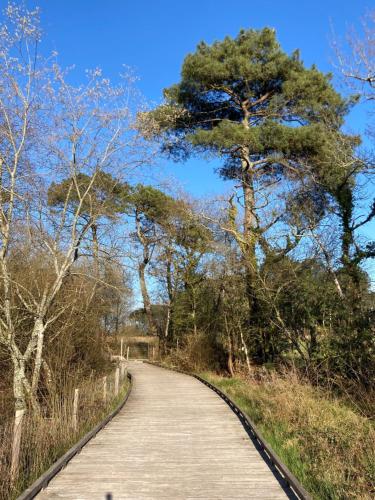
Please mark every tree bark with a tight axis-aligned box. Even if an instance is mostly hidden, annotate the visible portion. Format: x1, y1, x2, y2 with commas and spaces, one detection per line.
338, 186, 362, 291
43, 359, 55, 395
138, 258, 157, 336
91, 222, 99, 278
191, 287, 198, 336
165, 250, 175, 339
241, 143, 262, 360
164, 306, 171, 338
239, 322, 252, 375
10, 358, 28, 483
224, 314, 235, 377
135, 212, 158, 336
31, 317, 45, 394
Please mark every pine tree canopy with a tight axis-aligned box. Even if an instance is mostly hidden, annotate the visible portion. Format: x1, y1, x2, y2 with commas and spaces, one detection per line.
148, 28, 355, 181
48, 172, 130, 219
129, 184, 176, 224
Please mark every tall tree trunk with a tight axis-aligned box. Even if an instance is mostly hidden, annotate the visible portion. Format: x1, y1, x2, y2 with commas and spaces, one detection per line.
10, 358, 27, 483
224, 314, 235, 377
338, 186, 362, 291
136, 212, 157, 336
87, 222, 101, 336
165, 251, 174, 340
241, 147, 262, 360
191, 287, 198, 336
164, 306, 171, 338
138, 258, 157, 336
43, 360, 55, 396
115, 300, 120, 337
238, 322, 252, 375
91, 222, 99, 278
31, 317, 45, 394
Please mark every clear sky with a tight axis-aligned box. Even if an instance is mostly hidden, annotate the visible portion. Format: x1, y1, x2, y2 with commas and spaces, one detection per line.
22, 0, 372, 196
4, 1, 375, 281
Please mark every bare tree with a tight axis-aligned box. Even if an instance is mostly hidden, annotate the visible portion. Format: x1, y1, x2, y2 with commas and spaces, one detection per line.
0, 4, 150, 480
333, 10, 375, 102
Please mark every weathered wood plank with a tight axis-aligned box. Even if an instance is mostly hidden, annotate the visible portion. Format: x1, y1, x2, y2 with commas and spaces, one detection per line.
37, 361, 288, 499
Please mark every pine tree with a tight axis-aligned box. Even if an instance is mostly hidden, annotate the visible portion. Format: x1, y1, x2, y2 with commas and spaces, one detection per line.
48, 172, 128, 273
148, 28, 351, 353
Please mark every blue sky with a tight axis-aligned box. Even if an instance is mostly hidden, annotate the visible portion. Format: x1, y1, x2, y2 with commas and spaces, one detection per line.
4, 1, 375, 283
25, 0, 373, 196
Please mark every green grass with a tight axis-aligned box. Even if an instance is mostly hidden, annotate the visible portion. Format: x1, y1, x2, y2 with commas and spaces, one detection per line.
200, 372, 375, 500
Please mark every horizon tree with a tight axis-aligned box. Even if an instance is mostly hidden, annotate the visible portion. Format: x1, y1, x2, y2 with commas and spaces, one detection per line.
127, 184, 178, 336
48, 172, 128, 277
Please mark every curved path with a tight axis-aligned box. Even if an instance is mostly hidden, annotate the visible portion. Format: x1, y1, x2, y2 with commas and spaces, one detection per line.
37, 361, 288, 499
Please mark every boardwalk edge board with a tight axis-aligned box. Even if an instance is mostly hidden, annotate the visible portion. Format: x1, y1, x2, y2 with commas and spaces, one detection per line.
16, 372, 133, 500
147, 361, 312, 500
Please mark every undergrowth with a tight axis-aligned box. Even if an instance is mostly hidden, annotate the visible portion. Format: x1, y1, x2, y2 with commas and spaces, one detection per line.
0, 368, 130, 499
201, 370, 375, 500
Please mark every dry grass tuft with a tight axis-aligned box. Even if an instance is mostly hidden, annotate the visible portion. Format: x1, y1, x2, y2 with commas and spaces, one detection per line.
0, 368, 129, 499
203, 370, 375, 499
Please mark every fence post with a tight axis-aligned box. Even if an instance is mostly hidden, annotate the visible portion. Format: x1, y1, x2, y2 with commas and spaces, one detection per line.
102, 376, 107, 403
114, 367, 120, 396
120, 362, 126, 380
10, 407, 26, 483
126, 346, 129, 361
120, 338, 123, 359
72, 388, 79, 431
152, 345, 155, 360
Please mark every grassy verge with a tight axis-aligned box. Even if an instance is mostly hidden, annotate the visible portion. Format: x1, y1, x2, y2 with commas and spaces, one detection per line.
200, 371, 374, 500
0, 369, 130, 499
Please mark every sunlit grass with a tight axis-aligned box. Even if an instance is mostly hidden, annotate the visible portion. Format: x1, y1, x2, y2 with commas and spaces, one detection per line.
200, 371, 375, 500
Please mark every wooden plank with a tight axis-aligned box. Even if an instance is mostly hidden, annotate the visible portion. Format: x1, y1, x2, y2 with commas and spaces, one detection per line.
36, 362, 289, 499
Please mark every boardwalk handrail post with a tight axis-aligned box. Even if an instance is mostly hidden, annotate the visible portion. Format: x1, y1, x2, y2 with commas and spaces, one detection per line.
114, 367, 120, 396
120, 362, 126, 380
72, 388, 79, 431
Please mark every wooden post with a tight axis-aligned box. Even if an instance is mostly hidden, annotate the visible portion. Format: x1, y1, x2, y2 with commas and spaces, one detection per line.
176, 338, 179, 351
120, 338, 123, 359
73, 388, 79, 431
103, 376, 107, 403
126, 346, 129, 361
152, 345, 155, 360
115, 368, 120, 396
10, 408, 26, 482
120, 362, 127, 380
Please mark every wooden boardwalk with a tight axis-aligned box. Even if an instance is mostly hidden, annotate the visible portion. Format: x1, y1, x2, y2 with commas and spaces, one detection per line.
37, 361, 289, 499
